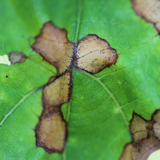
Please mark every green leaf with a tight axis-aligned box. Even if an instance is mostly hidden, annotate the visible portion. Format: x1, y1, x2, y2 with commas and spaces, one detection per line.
0, 0, 160, 160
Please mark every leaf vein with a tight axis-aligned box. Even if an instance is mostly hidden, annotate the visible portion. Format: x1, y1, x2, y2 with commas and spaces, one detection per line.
78, 69, 129, 127
0, 88, 38, 126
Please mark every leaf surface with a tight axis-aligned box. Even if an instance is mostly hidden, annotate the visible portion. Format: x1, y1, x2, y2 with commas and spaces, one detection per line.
0, 0, 160, 160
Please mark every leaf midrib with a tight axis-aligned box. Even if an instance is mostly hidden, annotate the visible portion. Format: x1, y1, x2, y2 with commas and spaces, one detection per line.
62, 67, 129, 159
61, 0, 129, 158
62, 0, 83, 159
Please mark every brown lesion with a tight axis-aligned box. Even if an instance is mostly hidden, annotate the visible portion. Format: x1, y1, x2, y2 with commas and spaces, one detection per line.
32, 22, 74, 75
32, 22, 118, 153
119, 143, 132, 160
36, 111, 67, 153
132, 0, 160, 33
130, 113, 149, 142
76, 35, 117, 74
9, 51, 27, 64
36, 72, 72, 153
43, 72, 72, 106
119, 111, 160, 160
153, 110, 160, 139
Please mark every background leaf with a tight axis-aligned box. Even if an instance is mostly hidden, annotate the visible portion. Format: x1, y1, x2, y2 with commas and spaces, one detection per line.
0, 0, 160, 159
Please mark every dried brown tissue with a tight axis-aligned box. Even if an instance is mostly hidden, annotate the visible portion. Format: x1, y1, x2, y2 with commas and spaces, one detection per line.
32, 21, 117, 153
120, 111, 160, 160
9, 51, 27, 64
132, 0, 160, 33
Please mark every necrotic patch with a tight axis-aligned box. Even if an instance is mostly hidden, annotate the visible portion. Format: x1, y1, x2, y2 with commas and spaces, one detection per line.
130, 113, 148, 142
32, 21, 117, 153
35, 72, 72, 153
76, 35, 117, 74
44, 72, 71, 106
9, 51, 27, 64
132, 0, 160, 33
119, 144, 132, 160
32, 22, 74, 75
36, 112, 67, 153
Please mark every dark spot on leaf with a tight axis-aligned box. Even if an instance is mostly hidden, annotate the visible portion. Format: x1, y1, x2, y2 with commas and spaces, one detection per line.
9, 51, 27, 64
6, 75, 8, 78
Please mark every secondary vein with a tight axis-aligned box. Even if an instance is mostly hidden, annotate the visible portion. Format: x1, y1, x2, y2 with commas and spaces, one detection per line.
78, 69, 129, 128
0, 88, 39, 126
